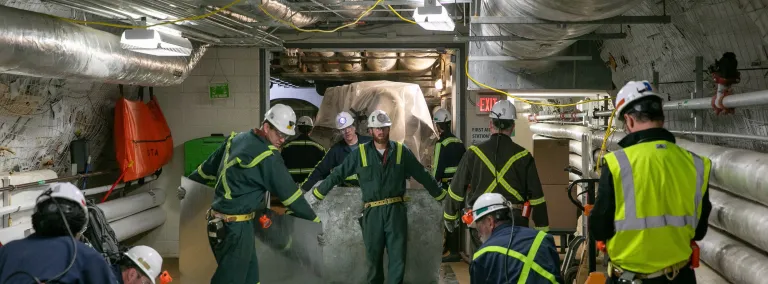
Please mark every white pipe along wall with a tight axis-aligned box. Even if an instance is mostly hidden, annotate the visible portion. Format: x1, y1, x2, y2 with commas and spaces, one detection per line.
0, 187, 166, 244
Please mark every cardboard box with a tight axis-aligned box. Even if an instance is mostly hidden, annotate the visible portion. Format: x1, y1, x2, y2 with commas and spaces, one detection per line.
532, 137, 570, 185
530, 184, 579, 231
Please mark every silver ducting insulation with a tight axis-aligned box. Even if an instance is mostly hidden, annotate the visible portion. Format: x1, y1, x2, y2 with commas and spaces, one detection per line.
569, 140, 582, 155
0, 5, 207, 86
531, 123, 768, 207
339, 51, 364, 72
398, 52, 438, 71
365, 52, 398, 71
569, 153, 583, 173
709, 188, 768, 255
700, 229, 768, 284
475, 0, 641, 73
252, 0, 323, 28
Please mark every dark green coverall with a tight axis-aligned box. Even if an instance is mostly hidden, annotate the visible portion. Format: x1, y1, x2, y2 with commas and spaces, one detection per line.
312, 140, 446, 284
189, 130, 319, 284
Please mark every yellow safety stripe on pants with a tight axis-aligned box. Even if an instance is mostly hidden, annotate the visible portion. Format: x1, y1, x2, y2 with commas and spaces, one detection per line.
313, 188, 325, 200
472, 231, 557, 284
216, 132, 278, 200
435, 189, 447, 201
529, 197, 546, 206
288, 168, 315, 174
448, 186, 464, 202
196, 164, 216, 180
534, 226, 550, 232
345, 174, 358, 181
468, 146, 527, 201
444, 211, 459, 221
364, 196, 409, 208
312, 216, 320, 222
282, 189, 303, 206
284, 140, 326, 152
360, 143, 368, 167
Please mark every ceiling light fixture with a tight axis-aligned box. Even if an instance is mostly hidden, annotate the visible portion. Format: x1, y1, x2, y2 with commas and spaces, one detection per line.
120, 29, 192, 57
413, 0, 455, 32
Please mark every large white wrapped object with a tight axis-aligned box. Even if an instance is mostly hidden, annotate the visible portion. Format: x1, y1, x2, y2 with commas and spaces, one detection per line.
314, 81, 437, 165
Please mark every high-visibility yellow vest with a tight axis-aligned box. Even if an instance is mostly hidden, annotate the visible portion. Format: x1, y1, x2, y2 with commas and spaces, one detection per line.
603, 140, 711, 274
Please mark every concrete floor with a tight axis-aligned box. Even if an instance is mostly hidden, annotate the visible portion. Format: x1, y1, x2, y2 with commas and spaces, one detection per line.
165, 257, 472, 284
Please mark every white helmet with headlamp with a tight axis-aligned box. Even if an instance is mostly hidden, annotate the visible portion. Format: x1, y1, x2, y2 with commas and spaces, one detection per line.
368, 110, 392, 128
614, 80, 662, 117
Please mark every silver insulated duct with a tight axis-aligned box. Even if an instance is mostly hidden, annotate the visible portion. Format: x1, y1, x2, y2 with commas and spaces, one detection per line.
476, 0, 642, 72
700, 229, 768, 284
0, 5, 207, 86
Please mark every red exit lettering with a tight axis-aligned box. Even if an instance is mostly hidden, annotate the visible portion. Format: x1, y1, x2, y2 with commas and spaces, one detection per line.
477, 96, 498, 112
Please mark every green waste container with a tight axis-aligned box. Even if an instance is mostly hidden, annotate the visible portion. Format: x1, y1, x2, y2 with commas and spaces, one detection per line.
184, 134, 226, 186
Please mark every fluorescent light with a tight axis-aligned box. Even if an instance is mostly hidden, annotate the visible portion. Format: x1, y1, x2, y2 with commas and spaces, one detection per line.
148, 25, 183, 37
435, 79, 443, 90
413, 1, 455, 31
120, 29, 193, 57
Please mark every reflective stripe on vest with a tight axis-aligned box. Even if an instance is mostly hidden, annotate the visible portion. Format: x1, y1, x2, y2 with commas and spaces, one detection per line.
284, 140, 326, 152
215, 132, 279, 200
604, 141, 711, 273
432, 137, 464, 177
468, 146, 529, 201
360, 143, 402, 167
472, 230, 558, 284
288, 168, 316, 174
197, 164, 216, 180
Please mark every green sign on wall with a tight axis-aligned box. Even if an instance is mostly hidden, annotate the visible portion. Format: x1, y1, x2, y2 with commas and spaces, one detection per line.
209, 83, 230, 99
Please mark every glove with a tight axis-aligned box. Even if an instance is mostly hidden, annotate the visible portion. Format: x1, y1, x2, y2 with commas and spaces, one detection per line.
444, 219, 458, 233
304, 189, 321, 208
177, 186, 186, 200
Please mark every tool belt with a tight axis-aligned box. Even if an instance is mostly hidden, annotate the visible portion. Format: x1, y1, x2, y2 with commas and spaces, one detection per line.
609, 260, 689, 281
206, 209, 256, 223
364, 196, 411, 209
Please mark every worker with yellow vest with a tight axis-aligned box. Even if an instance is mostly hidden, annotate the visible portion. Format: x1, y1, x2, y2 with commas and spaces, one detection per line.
443, 99, 550, 235
188, 104, 319, 284
432, 108, 466, 262
281, 116, 326, 184
590, 81, 712, 283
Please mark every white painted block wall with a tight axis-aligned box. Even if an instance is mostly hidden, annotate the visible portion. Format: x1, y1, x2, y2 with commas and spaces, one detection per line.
130, 47, 263, 257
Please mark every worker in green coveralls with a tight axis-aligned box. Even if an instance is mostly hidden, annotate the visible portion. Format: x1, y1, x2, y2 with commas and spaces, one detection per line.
188, 104, 319, 284
304, 109, 447, 284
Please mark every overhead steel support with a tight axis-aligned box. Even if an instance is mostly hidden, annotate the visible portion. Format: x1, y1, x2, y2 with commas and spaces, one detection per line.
468, 56, 592, 62
259, 49, 271, 117
279, 33, 626, 44
470, 15, 672, 25
465, 33, 627, 41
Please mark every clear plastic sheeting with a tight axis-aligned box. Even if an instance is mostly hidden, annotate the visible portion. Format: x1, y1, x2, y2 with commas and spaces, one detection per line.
699, 229, 768, 284
312, 187, 442, 284
709, 188, 768, 254
314, 81, 438, 165
0, 5, 207, 86
507, 0, 645, 22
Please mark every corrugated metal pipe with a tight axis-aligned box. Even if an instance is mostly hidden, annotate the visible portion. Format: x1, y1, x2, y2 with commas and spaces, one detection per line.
530, 123, 768, 207
0, 5, 208, 86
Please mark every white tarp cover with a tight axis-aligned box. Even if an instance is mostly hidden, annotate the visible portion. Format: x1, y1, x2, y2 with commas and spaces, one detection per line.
314, 81, 437, 165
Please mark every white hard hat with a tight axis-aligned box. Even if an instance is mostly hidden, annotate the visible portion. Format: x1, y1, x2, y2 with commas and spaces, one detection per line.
36, 182, 88, 233
433, 108, 451, 123
265, 104, 297, 136
368, 110, 392, 128
297, 116, 314, 127
469, 193, 508, 228
125, 245, 163, 284
335, 111, 355, 129
489, 100, 516, 120
615, 80, 661, 116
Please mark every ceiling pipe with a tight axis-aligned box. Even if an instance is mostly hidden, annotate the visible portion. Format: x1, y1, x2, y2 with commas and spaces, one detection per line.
669, 130, 768, 142
111, 207, 167, 242
0, 5, 208, 86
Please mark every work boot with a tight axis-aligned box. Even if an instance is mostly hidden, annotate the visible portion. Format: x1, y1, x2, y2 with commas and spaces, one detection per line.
442, 251, 461, 263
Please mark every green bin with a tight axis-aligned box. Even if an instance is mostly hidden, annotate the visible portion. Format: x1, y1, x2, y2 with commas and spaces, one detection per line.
184, 134, 226, 185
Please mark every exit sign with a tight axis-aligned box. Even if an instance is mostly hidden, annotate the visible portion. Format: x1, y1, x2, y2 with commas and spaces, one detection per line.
475, 94, 500, 115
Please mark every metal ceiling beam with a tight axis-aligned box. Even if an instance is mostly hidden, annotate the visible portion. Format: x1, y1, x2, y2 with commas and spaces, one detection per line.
323, 16, 463, 22
468, 56, 593, 62
277, 32, 627, 44
464, 33, 626, 41
471, 15, 672, 25
204, 0, 470, 6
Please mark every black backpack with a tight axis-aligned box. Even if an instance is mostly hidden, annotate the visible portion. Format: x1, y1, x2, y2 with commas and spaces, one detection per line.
81, 200, 124, 264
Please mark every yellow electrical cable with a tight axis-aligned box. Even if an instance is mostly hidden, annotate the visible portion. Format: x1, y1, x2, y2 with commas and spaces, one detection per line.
595, 108, 617, 171
387, 5, 417, 24
257, 0, 384, 33
53, 0, 243, 29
